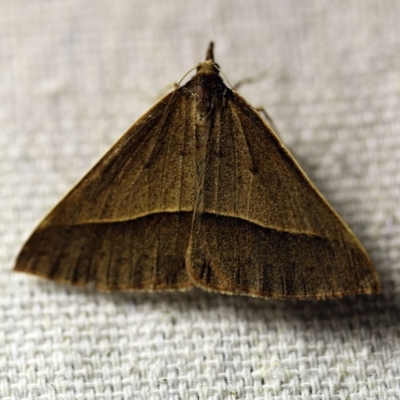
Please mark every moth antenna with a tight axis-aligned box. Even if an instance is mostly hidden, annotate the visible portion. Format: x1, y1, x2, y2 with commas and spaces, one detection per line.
219, 70, 233, 89
176, 66, 197, 87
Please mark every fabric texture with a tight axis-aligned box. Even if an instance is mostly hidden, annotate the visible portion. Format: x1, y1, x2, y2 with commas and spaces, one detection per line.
1, 1, 400, 399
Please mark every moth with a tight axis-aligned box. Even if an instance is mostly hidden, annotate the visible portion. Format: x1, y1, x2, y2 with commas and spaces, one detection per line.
15, 42, 380, 299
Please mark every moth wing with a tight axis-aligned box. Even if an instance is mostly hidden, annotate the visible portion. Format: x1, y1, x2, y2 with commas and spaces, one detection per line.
187, 92, 380, 299
15, 91, 197, 290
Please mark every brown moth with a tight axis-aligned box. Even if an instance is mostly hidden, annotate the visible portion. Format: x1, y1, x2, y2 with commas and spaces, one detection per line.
15, 43, 380, 299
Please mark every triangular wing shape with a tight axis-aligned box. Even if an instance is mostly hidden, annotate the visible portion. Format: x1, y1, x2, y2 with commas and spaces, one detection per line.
15, 91, 198, 290
186, 91, 380, 299
15, 42, 379, 299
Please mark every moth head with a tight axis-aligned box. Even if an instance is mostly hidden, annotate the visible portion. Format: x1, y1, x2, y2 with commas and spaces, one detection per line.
196, 60, 220, 75
196, 41, 220, 75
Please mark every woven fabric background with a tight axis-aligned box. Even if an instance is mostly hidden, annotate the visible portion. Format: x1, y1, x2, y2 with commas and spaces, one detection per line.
1, 1, 400, 399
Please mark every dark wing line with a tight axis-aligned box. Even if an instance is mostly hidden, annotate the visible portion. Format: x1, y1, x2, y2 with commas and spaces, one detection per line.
38, 209, 340, 242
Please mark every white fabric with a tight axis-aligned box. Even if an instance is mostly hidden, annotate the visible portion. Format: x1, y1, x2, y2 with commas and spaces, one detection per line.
2, 1, 400, 399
